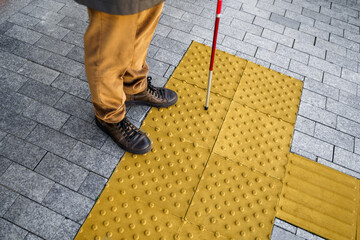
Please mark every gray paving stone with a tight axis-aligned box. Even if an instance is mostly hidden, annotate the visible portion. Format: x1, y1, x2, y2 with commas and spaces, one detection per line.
346, 49, 360, 62
0, 130, 6, 142
285, 10, 315, 26
7, 12, 40, 28
0, 185, 18, 217
32, 21, 69, 39
222, 36, 258, 56
5, 25, 42, 44
253, 16, 283, 34
0, 89, 34, 114
147, 57, 171, 77
167, 0, 203, 15
256, 47, 290, 69
355, 138, 360, 155
126, 105, 151, 123
276, 44, 309, 64
309, 56, 341, 76
163, 4, 185, 19
0, 67, 28, 92
154, 23, 172, 37
26, 124, 77, 158
269, 64, 305, 81
318, 158, 360, 179
314, 21, 343, 37
35, 35, 74, 56
18, 79, 64, 106
274, 218, 297, 234
42, 184, 94, 223
30, 0, 65, 12
0, 51, 27, 72
223, 6, 256, 23
330, 34, 360, 52
0, 21, 15, 34
0, 135, 46, 169
296, 228, 326, 240
245, 33, 277, 51
271, 225, 303, 240
67, 142, 119, 178
57, 16, 87, 34
78, 172, 107, 200
0, 107, 37, 139
337, 116, 360, 139
23, 101, 70, 130
300, 89, 326, 109
35, 152, 88, 191
181, 12, 214, 30
263, 29, 294, 48
314, 123, 354, 151
61, 116, 107, 149
26, 6, 65, 24
17, 61, 60, 85
151, 34, 188, 56
62, 30, 84, 48
339, 91, 360, 110
326, 51, 358, 72
154, 45, 185, 66
292, 131, 333, 160
320, 5, 349, 22
298, 102, 337, 128
341, 68, 360, 85
303, 78, 339, 100
187, 25, 218, 43
51, 73, 90, 100
293, 41, 325, 60
58, 4, 87, 19
24, 233, 43, 240
230, 19, 264, 35
51, 219, 80, 240
0, 156, 12, 176
284, 28, 315, 45
0, 163, 54, 202
299, 24, 330, 41
43, 54, 83, 77
257, 1, 286, 15
9, 40, 53, 64
4, 196, 64, 239
0, 218, 28, 240
323, 72, 357, 95
327, 98, 360, 125
66, 45, 84, 63
344, 30, 360, 44
315, 38, 347, 56
159, 14, 194, 33
302, 8, 331, 24
100, 136, 126, 159
331, 18, 359, 34
218, 23, 246, 42
270, 13, 300, 30
147, 44, 159, 59
54, 93, 93, 122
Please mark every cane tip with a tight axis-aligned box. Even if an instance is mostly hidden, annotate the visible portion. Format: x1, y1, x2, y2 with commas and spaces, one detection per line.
205, 106, 208, 110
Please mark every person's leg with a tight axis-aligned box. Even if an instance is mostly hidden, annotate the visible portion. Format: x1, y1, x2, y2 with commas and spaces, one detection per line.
84, 8, 152, 154
84, 8, 137, 123
122, 2, 164, 95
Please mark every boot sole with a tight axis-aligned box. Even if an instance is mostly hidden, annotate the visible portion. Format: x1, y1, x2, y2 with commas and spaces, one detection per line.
95, 119, 152, 155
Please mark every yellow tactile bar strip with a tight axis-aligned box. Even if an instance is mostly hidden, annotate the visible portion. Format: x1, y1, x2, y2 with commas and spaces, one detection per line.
75, 42, 360, 240
277, 154, 359, 240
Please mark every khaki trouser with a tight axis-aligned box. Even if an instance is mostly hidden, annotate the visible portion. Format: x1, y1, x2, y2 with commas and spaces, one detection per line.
84, 3, 164, 123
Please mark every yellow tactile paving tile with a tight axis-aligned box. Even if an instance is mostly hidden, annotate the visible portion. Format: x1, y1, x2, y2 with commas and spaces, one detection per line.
143, 78, 231, 149
213, 102, 294, 180
276, 153, 359, 240
76, 186, 184, 240
76, 41, 360, 240
186, 154, 282, 240
233, 62, 303, 124
109, 126, 211, 217
172, 41, 247, 99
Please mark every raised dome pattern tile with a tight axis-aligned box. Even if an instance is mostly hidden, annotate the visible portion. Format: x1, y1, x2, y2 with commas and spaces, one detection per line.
172, 41, 247, 99
213, 102, 293, 180
143, 78, 231, 149
187, 154, 282, 240
233, 62, 303, 124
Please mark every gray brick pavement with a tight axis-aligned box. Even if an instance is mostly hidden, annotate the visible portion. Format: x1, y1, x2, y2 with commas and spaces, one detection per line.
1, 0, 360, 239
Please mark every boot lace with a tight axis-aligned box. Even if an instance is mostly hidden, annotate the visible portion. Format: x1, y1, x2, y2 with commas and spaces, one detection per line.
117, 118, 142, 141
146, 76, 166, 99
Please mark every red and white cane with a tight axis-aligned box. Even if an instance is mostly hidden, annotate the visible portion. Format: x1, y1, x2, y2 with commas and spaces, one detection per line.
205, 0, 223, 110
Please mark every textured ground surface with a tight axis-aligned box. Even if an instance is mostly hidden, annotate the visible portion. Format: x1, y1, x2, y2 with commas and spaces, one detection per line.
0, 0, 360, 239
